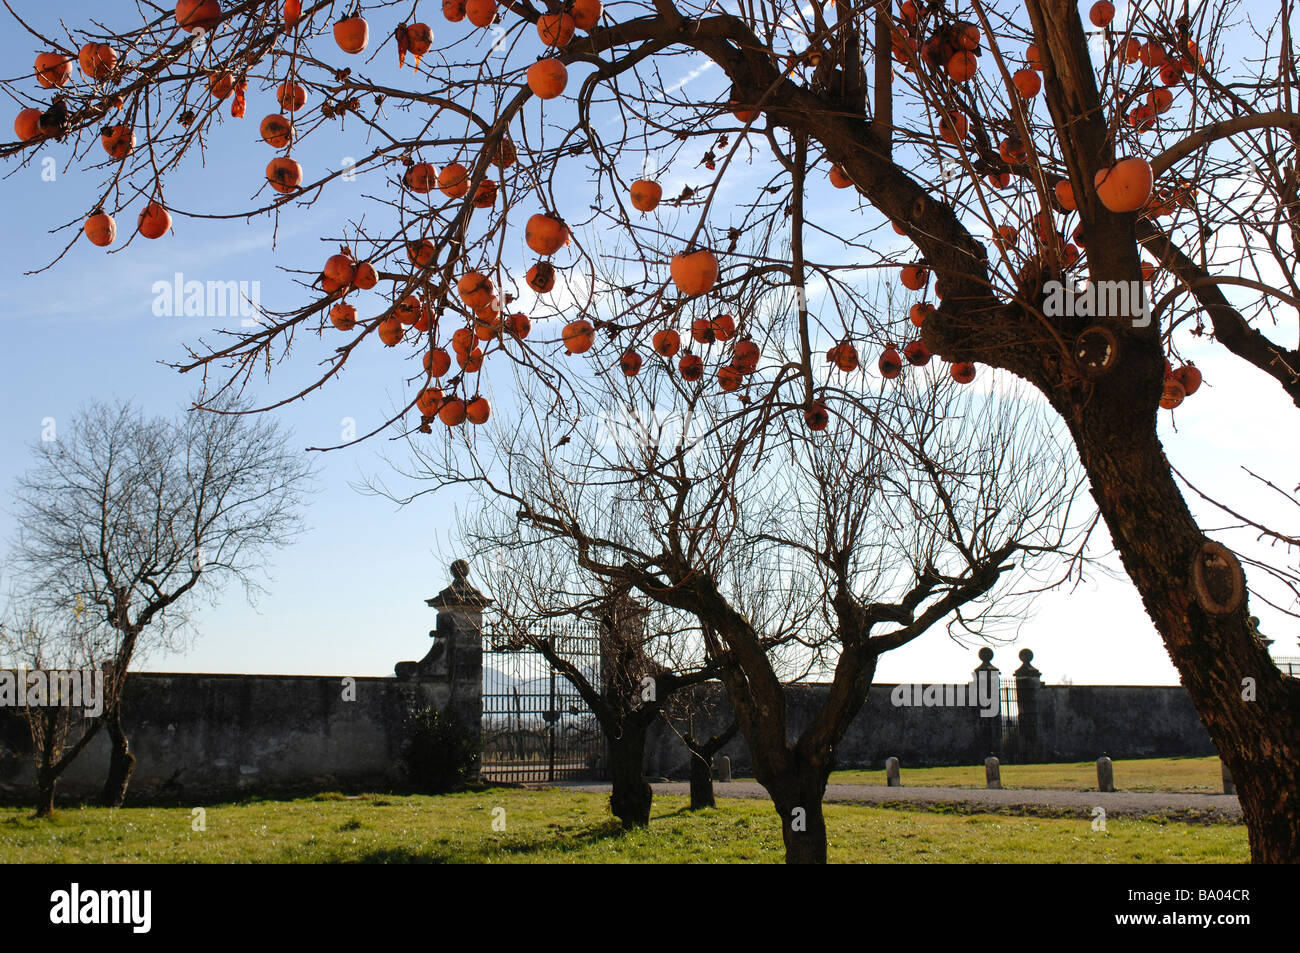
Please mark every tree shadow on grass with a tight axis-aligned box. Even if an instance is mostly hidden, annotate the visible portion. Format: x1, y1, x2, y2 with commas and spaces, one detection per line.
334, 819, 633, 864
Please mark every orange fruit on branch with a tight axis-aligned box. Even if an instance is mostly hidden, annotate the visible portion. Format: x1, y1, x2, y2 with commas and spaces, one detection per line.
137, 202, 172, 239
438, 163, 470, 198
526, 261, 556, 293
652, 329, 681, 357
900, 264, 929, 290
1089, 1, 1115, 27
538, 13, 575, 47
525, 213, 570, 256
34, 52, 73, 89
424, 348, 452, 377
571, 0, 603, 31
678, 353, 704, 381
266, 157, 303, 194
1094, 157, 1153, 213
630, 179, 663, 212
334, 16, 370, 53
84, 211, 116, 247
670, 250, 719, 296
466, 396, 491, 425
78, 43, 117, 81
100, 125, 135, 160
439, 398, 468, 426
176, 0, 222, 33
276, 82, 306, 112
457, 272, 496, 309
619, 350, 643, 377
466, 0, 497, 28
1012, 69, 1041, 98
330, 303, 358, 331
562, 319, 595, 354
505, 313, 531, 339
417, 386, 445, 417
903, 339, 932, 366
353, 261, 378, 290
259, 114, 295, 149
377, 316, 404, 346
405, 162, 438, 193
950, 361, 976, 384
527, 59, 568, 99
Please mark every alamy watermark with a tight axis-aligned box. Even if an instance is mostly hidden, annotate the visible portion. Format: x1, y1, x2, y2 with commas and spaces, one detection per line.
0, 668, 105, 717
152, 272, 262, 326
1042, 279, 1151, 328
890, 669, 1000, 718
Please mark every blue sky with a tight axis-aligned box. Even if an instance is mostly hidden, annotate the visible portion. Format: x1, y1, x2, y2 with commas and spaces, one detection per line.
0, 0, 1295, 687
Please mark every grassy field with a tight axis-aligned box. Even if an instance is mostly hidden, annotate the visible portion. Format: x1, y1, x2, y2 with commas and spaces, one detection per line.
826, 756, 1223, 792
0, 787, 1246, 864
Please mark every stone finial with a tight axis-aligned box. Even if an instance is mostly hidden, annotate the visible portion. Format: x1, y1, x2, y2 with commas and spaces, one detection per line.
974, 646, 998, 672
1014, 648, 1042, 679
426, 559, 492, 610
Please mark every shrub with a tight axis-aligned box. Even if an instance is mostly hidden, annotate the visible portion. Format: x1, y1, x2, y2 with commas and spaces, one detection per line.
400, 707, 479, 794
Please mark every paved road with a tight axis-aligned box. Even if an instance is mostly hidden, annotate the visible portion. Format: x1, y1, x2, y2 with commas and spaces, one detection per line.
562, 781, 1242, 821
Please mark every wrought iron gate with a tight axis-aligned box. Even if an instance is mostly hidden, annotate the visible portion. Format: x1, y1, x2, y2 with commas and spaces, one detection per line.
481, 619, 606, 782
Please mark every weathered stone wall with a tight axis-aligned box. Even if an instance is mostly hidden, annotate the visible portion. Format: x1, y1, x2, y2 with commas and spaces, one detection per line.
1032, 685, 1216, 761
644, 681, 1216, 779
0, 673, 450, 803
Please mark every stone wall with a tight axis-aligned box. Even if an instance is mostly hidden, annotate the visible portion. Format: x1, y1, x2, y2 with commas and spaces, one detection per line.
643, 677, 1216, 779
0, 561, 490, 806
0, 673, 448, 802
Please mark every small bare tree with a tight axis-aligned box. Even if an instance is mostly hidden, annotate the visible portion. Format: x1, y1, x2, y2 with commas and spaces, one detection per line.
9, 398, 314, 806
0, 596, 109, 817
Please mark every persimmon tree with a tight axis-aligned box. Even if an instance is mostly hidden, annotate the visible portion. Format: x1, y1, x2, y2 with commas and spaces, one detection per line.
3, 0, 1298, 859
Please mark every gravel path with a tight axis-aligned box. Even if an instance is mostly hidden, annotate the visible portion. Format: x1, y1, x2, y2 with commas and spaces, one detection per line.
561, 781, 1242, 822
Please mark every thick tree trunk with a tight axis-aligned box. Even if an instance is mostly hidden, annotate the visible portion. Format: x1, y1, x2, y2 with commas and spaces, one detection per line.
1072, 403, 1300, 863
687, 745, 714, 810
98, 710, 136, 808
607, 726, 652, 829
768, 770, 830, 864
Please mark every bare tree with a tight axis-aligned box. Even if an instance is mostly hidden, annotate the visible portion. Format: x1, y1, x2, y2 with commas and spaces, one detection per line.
399, 352, 1084, 862
8, 398, 314, 806
0, 596, 109, 817
468, 496, 730, 828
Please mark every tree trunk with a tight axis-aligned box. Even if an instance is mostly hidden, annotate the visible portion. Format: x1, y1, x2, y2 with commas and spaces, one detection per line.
607, 725, 652, 828
769, 770, 829, 864
1072, 401, 1300, 863
35, 772, 56, 818
98, 709, 136, 807
687, 744, 715, 810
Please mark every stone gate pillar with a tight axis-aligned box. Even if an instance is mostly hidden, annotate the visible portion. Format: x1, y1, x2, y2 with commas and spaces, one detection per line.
395, 559, 488, 774
972, 647, 1002, 761
1013, 648, 1042, 761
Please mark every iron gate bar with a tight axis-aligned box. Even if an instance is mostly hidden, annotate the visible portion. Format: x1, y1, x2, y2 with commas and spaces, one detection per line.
481, 618, 605, 782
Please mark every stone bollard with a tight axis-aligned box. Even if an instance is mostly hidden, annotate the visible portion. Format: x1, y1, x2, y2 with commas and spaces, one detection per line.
985, 756, 1002, 790
885, 756, 901, 787
717, 755, 731, 783
1221, 760, 1235, 796
1097, 755, 1115, 793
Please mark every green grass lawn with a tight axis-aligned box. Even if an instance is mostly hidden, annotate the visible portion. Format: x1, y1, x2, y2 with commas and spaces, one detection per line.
826, 756, 1224, 793
0, 787, 1246, 863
